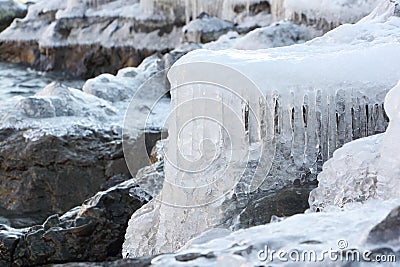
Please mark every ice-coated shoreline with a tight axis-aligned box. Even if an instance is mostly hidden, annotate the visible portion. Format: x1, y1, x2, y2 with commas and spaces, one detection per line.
0, 0, 399, 266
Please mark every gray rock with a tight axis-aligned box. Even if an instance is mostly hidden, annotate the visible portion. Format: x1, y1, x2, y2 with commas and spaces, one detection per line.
367, 205, 400, 247
222, 182, 317, 230
51, 257, 154, 267
0, 179, 151, 266
183, 13, 234, 43
0, 0, 183, 78
0, 1, 26, 32
0, 127, 134, 226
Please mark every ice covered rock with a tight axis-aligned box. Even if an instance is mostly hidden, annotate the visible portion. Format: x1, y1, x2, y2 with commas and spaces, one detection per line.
377, 81, 400, 200
0, 54, 169, 226
183, 13, 234, 43
83, 55, 164, 102
309, 80, 400, 211
278, 0, 381, 32
147, 199, 399, 266
204, 21, 319, 50
15, 82, 116, 119
0, 0, 26, 31
123, 0, 400, 257
0, 0, 182, 77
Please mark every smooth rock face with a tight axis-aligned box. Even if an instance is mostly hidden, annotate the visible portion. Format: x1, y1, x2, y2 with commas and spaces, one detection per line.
0, 179, 151, 266
0, 127, 133, 225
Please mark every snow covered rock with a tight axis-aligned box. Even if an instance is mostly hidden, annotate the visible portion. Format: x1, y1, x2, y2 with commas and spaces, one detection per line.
278, 0, 381, 32
0, 0, 26, 31
0, 0, 182, 77
183, 13, 234, 43
83, 55, 164, 102
205, 21, 318, 50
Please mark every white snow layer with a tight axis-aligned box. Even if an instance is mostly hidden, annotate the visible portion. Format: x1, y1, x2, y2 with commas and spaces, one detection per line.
123, 0, 400, 259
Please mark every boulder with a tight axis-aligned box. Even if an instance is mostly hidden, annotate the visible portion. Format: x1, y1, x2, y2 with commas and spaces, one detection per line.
367, 205, 400, 247
0, 126, 133, 226
0, 0, 26, 32
0, 178, 151, 266
0, 0, 183, 78
182, 13, 234, 43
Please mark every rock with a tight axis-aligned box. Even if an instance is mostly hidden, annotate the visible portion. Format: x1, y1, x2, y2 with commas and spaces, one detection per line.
0, 1, 26, 32
83, 54, 164, 103
51, 257, 154, 267
367, 206, 400, 247
0, 179, 151, 266
224, 183, 317, 230
0, 126, 135, 225
0, 0, 183, 78
183, 13, 234, 43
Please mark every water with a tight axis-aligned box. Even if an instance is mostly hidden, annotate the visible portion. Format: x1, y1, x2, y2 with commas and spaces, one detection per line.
0, 62, 84, 102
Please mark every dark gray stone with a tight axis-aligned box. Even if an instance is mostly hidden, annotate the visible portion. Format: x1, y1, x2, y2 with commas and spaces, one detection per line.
0, 179, 150, 266
0, 127, 133, 226
367, 206, 400, 246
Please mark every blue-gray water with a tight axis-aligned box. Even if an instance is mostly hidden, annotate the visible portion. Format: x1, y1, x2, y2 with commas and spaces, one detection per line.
0, 62, 84, 101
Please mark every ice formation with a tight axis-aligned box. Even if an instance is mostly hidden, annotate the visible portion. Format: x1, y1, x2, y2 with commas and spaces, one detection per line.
309, 80, 400, 211
281, 0, 380, 31
123, 0, 400, 258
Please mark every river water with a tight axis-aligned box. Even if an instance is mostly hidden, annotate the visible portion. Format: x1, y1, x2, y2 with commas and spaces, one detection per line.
0, 62, 84, 102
